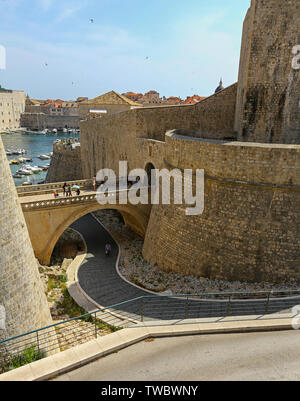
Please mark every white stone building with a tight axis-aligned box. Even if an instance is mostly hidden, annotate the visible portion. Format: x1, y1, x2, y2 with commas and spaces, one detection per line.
0, 86, 25, 131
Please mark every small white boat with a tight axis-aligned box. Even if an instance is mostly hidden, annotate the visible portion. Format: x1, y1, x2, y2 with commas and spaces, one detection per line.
12, 149, 26, 155
19, 168, 33, 176
63, 128, 68, 133
52, 129, 58, 134
31, 166, 43, 173
39, 154, 51, 160
38, 165, 49, 171
13, 173, 24, 179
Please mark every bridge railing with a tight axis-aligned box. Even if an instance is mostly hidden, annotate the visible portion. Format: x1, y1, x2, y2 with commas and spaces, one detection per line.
20, 185, 151, 210
1, 289, 299, 373
17, 179, 93, 196
21, 193, 99, 210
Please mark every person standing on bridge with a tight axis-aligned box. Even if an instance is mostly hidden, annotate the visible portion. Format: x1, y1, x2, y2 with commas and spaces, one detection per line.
63, 182, 67, 196
67, 184, 72, 197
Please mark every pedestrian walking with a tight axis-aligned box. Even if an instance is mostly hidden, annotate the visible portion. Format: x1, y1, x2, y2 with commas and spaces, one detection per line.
63, 182, 67, 196
67, 184, 72, 197
105, 243, 112, 257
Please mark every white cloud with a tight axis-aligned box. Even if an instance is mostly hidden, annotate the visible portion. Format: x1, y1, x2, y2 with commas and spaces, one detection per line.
38, 0, 53, 12
55, 3, 84, 23
86, 26, 144, 52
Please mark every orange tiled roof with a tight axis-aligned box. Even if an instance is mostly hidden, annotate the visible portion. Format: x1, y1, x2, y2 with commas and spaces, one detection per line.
183, 95, 206, 105
167, 96, 181, 103
124, 92, 138, 96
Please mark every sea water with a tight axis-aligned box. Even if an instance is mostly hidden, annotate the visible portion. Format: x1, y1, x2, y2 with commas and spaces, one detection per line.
1, 131, 80, 186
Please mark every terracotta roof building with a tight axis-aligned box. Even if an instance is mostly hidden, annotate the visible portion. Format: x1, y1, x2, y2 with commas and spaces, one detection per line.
183, 95, 206, 105
79, 90, 142, 120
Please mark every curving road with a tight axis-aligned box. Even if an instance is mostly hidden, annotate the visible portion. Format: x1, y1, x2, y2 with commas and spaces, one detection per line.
71, 214, 299, 325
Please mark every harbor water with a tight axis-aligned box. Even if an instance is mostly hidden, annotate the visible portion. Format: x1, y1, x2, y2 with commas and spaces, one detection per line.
1, 131, 80, 186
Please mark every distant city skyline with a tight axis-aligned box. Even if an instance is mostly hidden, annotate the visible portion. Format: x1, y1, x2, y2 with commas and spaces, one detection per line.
0, 0, 250, 99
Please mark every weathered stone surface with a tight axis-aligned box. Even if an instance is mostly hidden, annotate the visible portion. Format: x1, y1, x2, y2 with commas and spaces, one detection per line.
0, 137, 53, 340
20, 113, 79, 130
235, 0, 300, 143
0, 90, 25, 131
78, 0, 300, 283
46, 142, 83, 183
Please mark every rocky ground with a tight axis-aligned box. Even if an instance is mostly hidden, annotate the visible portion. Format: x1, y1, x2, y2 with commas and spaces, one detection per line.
93, 210, 300, 295
38, 228, 115, 351
38, 227, 84, 320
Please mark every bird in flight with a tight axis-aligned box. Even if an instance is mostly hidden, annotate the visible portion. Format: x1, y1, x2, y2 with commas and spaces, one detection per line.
89, 18, 94, 23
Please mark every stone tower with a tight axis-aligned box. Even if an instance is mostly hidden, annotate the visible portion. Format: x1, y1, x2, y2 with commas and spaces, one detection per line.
235, 0, 300, 144
0, 137, 52, 340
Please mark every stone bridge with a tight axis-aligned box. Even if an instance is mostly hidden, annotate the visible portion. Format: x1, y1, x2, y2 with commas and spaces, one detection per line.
18, 180, 150, 265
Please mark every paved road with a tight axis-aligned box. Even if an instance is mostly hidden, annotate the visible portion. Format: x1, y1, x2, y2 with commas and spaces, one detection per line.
71, 214, 300, 324
54, 330, 300, 381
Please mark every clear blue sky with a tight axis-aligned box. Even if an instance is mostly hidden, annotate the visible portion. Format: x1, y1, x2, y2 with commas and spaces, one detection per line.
0, 0, 250, 100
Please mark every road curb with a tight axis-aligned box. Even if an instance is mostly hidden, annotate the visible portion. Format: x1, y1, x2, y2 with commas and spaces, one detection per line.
0, 317, 294, 381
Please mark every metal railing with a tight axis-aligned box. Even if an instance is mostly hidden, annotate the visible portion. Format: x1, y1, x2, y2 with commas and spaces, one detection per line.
1, 289, 299, 373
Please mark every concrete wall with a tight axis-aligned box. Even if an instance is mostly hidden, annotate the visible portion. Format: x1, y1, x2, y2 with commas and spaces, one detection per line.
0, 90, 25, 131
20, 113, 79, 130
0, 137, 52, 340
45, 142, 83, 183
235, 0, 300, 144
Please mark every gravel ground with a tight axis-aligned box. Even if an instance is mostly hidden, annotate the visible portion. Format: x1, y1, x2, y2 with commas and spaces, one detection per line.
93, 210, 300, 295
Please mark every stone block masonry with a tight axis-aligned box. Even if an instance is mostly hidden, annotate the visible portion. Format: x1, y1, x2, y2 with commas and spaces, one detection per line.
20, 113, 79, 130
0, 136, 53, 340
0, 90, 25, 131
80, 84, 238, 179
45, 142, 83, 183
142, 132, 300, 283
235, 0, 300, 144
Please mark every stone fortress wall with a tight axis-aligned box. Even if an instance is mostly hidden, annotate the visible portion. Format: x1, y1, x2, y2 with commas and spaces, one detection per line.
79, 0, 300, 283
80, 83, 238, 177
0, 90, 25, 131
45, 141, 83, 183
143, 132, 300, 282
0, 137, 53, 340
235, 0, 300, 144
20, 113, 79, 131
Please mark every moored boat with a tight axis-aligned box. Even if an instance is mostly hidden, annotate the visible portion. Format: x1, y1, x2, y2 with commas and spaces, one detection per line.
39, 154, 51, 160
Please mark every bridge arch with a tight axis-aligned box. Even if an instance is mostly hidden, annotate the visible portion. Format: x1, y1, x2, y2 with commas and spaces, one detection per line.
23, 202, 148, 265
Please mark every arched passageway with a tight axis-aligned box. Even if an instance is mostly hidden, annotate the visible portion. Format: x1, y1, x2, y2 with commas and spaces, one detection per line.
23, 202, 149, 265
145, 162, 156, 186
